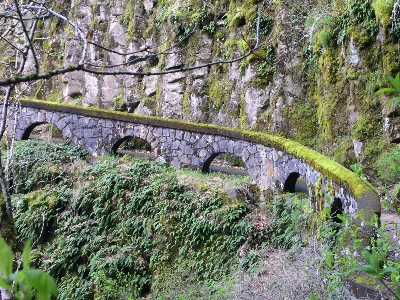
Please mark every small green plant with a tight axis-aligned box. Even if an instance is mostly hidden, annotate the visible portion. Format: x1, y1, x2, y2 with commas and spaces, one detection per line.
0, 237, 58, 300
318, 208, 400, 299
375, 72, 400, 106
350, 247, 400, 299
350, 163, 364, 176
249, 13, 274, 36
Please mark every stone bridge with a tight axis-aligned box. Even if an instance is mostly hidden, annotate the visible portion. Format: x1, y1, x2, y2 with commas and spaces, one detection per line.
11, 99, 380, 222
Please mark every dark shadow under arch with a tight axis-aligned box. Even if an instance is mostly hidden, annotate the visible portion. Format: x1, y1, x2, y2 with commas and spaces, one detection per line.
21, 122, 63, 141
283, 172, 300, 193
284, 172, 309, 194
111, 136, 152, 156
21, 122, 46, 140
330, 197, 344, 223
202, 152, 221, 173
391, 137, 400, 144
202, 152, 248, 176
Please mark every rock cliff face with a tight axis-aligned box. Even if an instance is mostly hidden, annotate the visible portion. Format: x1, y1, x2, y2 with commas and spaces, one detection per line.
15, 0, 400, 168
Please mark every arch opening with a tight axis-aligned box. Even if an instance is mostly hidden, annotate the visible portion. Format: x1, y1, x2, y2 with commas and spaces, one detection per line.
329, 197, 344, 223
391, 137, 400, 144
112, 136, 154, 159
283, 172, 308, 194
202, 152, 248, 176
22, 122, 63, 142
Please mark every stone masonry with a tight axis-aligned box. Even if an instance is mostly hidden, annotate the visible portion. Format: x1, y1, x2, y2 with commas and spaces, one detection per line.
11, 100, 381, 220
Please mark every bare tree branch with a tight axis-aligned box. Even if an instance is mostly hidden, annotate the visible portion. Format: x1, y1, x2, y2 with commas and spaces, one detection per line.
13, 0, 40, 73
0, 45, 267, 86
0, 65, 83, 86
0, 2, 271, 86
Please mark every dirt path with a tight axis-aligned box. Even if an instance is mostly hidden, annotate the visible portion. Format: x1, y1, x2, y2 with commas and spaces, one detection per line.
381, 213, 400, 241
381, 213, 400, 260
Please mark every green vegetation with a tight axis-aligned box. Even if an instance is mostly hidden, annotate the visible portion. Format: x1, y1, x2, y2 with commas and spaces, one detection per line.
375, 144, 400, 185
302, 0, 399, 173
11, 140, 87, 194
7, 140, 398, 299
11, 141, 260, 299
350, 247, 400, 299
335, 1, 378, 45
153, 0, 217, 39
375, 72, 400, 106
322, 212, 400, 298
249, 13, 274, 36
7, 0, 400, 296
372, 0, 394, 28
281, 102, 317, 147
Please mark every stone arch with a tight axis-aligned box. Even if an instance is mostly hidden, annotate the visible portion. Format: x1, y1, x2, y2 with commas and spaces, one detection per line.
202, 151, 248, 175
111, 135, 152, 155
21, 122, 63, 141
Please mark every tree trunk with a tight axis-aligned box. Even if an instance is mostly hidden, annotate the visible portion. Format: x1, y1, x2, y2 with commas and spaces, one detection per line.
0, 87, 16, 249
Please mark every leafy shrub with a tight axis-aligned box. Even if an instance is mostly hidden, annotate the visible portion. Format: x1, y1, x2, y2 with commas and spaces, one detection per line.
13, 140, 362, 299
375, 144, 400, 184
13, 184, 72, 245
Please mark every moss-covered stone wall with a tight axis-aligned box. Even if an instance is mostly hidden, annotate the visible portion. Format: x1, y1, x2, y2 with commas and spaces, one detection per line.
17, 98, 380, 217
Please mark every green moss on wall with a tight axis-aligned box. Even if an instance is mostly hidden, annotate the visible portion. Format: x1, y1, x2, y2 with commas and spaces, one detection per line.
208, 68, 234, 112
382, 43, 400, 75
352, 114, 382, 140
281, 103, 317, 147
346, 68, 359, 80
123, 0, 135, 41
333, 136, 357, 167
363, 139, 386, 163
372, 0, 394, 28
182, 92, 192, 116
112, 91, 126, 111
347, 25, 371, 49
46, 90, 63, 103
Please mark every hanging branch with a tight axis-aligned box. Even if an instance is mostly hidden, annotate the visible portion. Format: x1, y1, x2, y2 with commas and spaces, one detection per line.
0, 2, 270, 86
